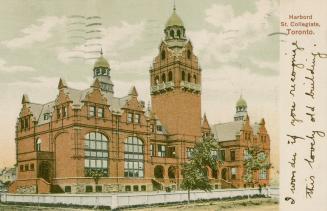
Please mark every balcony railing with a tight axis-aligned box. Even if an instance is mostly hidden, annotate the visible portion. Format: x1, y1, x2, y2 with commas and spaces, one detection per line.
151, 81, 175, 94
180, 81, 201, 92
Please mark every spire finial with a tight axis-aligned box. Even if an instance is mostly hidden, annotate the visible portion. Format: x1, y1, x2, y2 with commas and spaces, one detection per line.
100, 48, 103, 56
173, 0, 176, 11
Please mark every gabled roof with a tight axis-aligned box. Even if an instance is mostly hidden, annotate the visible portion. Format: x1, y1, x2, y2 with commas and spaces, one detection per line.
212, 121, 244, 142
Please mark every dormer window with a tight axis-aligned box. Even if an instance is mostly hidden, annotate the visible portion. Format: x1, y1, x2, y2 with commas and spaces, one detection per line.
43, 113, 50, 120
20, 116, 30, 130
156, 125, 162, 132
89, 106, 95, 117
62, 106, 67, 118
97, 107, 104, 118
134, 113, 140, 124
127, 113, 133, 123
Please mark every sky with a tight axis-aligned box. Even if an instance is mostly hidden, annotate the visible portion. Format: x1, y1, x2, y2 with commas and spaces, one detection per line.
0, 0, 279, 174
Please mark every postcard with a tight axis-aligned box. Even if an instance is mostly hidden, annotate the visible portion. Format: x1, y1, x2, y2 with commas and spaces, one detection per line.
0, 1, 326, 211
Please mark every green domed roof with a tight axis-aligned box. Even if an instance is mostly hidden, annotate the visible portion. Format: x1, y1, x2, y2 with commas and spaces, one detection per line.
236, 96, 247, 107
165, 9, 184, 28
94, 55, 110, 68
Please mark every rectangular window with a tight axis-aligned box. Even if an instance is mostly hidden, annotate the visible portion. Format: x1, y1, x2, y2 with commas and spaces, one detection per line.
150, 144, 155, 157
134, 113, 140, 124
30, 163, 34, 171
24, 117, 29, 129
186, 148, 194, 159
96, 185, 102, 192
230, 150, 236, 161
89, 106, 95, 117
211, 150, 218, 160
20, 165, 23, 172
97, 107, 104, 118
57, 108, 61, 119
259, 168, 267, 179
62, 106, 67, 118
43, 113, 49, 120
133, 185, 139, 191
85, 185, 93, 192
244, 149, 251, 160
125, 185, 131, 191
167, 147, 176, 158
231, 167, 237, 179
64, 186, 71, 192
127, 113, 133, 123
158, 145, 166, 157
156, 125, 162, 132
141, 185, 146, 191
24, 164, 29, 171
21, 119, 25, 130
219, 150, 225, 161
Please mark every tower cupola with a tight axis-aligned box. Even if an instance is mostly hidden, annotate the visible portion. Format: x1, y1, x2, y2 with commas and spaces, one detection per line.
164, 6, 187, 48
93, 49, 114, 94
234, 95, 248, 121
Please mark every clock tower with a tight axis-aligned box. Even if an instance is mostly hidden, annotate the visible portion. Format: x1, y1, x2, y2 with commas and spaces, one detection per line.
150, 7, 202, 138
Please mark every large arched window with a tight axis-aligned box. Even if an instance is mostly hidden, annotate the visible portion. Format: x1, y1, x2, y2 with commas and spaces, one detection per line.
124, 137, 144, 178
84, 132, 109, 176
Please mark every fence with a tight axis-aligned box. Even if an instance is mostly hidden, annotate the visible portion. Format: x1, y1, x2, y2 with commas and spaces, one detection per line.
0, 188, 279, 209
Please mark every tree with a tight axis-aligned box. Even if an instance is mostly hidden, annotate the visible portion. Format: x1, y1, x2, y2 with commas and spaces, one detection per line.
87, 169, 105, 184
243, 147, 271, 187
181, 136, 220, 203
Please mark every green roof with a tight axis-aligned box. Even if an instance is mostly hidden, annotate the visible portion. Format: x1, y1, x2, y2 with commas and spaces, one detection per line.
94, 56, 110, 68
165, 9, 184, 28
236, 96, 247, 107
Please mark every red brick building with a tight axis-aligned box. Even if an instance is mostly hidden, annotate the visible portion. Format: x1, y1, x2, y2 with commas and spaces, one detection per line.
10, 8, 270, 193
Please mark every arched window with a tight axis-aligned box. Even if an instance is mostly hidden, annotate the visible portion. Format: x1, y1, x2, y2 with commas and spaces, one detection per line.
212, 168, 218, 179
154, 165, 164, 178
187, 73, 191, 82
182, 71, 185, 81
170, 30, 174, 38
193, 75, 197, 83
124, 137, 144, 178
162, 73, 166, 83
154, 76, 159, 85
168, 166, 176, 179
84, 132, 109, 176
36, 138, 42, 152
222, 168, 228, 180
187, 50, 191, 59
177, 30, 181, 38
161, 50, 165, 60
168, 71, 173, 81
